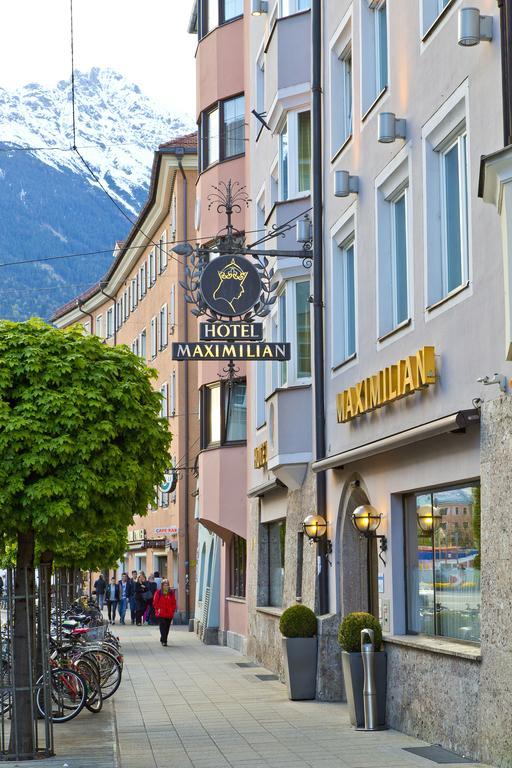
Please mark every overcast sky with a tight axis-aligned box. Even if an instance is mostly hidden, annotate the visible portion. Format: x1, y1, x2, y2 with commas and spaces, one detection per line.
0, 0, 196, 118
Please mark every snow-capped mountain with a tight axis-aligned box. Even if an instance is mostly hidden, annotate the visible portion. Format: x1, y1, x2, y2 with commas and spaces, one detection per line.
0, 69, 195, 321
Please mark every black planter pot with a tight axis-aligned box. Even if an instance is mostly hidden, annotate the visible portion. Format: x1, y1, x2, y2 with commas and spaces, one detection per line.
282, 637, 318, 700
341, 650, 387, 727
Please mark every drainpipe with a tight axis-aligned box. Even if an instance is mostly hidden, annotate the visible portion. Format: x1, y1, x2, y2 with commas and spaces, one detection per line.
498, 0, 512, 146
312, 0, 329, 615
76, 299, 94, 334
99, 282, 117, 345
176, 150, 191, 625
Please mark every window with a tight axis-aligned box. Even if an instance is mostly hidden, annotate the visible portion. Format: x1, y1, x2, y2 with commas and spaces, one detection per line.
170, 285, 176, 332
159, 233, 168, 273
270, 280, 311, 389
139, 329, 147, 360
278, 291, 287, 386
146, 256, 151, 291
170, 371, 176, 417
222, 95, 245, 159
201, 380, 247, 448
159, 304, 168, 350
200, 96, 245, 171
160, 383, 168, 419
123, 290, 129, 321
331, 24, 352, 154
422, 0, 452, 36
139, 264, 147, 299
256, 361, 266, 429
116, 300, 122, 331
295, 280, 311, 379
131, 338, 139, 356
333, 238, 356, 365
278, 110, 311, 201
96, 314, 103, 339
106, 307, 114, 339
361, 0, 388, 114
199, 0, 243, 37
130, 278, 137, 311
406, 484, 480, 643
230, 535, 246, 598
149, 250, 157, 286
424, 86, 469, 308
266, 520, 286, 608
150, 317, 157, 359
280, 0, 311, 15
83, 321, 91, 335
376, 155, 411, 338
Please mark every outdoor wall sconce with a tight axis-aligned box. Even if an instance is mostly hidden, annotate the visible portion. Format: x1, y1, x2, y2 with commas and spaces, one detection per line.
303, 514, 327, 542
251, 0, 268, 15
378, 112, 407, 144
351, 505, 388, 565
334, 170, 359, 197
416, 504, 442, 533
296, 214, 313, 244
458, 8, 493, 46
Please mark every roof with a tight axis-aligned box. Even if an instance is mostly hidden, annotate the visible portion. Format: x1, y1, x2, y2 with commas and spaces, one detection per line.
51, 132, 198, 323
159, 133, 197, 150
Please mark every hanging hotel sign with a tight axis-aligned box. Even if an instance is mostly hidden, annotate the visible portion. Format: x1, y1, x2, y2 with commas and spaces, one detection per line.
172, 341, 290, 361
336, 346, 436, 423
200, 256, 262, 316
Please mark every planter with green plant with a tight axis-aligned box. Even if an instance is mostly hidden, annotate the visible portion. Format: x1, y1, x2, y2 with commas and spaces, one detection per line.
279, 604, 318, 700
338, 612, 387, 727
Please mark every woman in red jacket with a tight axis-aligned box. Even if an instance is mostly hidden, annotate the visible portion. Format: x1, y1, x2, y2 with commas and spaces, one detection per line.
153, 579, 176, 647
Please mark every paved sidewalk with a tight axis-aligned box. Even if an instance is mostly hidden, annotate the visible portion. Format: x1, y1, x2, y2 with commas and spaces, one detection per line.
0, 624, 494, 768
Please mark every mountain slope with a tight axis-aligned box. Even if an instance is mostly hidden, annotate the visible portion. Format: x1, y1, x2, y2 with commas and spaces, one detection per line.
0, 69, 195, 320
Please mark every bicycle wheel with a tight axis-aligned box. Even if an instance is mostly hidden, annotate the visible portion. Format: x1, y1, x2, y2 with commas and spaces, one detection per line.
81, 650, 122, 700
0, 659, 11, 716
36, 668, 87, 723
76, 658, 103, 714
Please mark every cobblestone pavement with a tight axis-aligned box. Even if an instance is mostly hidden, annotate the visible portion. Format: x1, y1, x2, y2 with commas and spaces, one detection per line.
0, 624, 494, 768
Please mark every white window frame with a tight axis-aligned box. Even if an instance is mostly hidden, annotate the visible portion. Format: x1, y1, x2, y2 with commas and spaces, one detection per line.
360, 0, 388, 116
116, 300, 122, 331
376, 149, 413, 342
170, 285, 176, 334
255, 47, 266, 137
170, 198, 177, 241
170, 371, 176, 417
149, 250, 157, 286
267, 277, 312, 393
279, 0, 311, 17
160, 304, 168, 350
146, 255, 151, 290
331, 208, 357, 369
160, 383, 168, 419
106, 307, 114, 339
330, 10, 352, 156
160, 233, 168, 272
422, 81, 471, 313
131, 278, 137, 310
278, 109, 311, 201
421, 0, 453, 37
139, 328, 147, 360
150, 317, 158, 359
96, 314, 103, 339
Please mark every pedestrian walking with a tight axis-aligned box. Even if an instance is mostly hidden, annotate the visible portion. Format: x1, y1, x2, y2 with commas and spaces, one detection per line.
93, 574, 106, 610
145, 575, 158, 625
153, 579, 176, 646
153, 571, 162, 590
106, 577, 120, 624
134, 572, 150, 626
118, 573, 133, 625
129, 570, 138, 624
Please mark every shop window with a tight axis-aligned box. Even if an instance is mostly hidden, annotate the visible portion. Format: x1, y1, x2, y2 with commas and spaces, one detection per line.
278, 110, 311, 201
405, 484, 481, 643
230, 535, 247, 598
361, 0, 388, 115
201, 380, 247, 448
265, 520, 286, 608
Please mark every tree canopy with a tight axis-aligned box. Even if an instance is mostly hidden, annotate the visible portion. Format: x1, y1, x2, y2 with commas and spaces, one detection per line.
0, 319, 171, 563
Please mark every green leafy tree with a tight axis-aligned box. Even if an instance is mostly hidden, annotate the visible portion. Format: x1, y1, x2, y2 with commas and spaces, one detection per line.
0, 319, 171, 757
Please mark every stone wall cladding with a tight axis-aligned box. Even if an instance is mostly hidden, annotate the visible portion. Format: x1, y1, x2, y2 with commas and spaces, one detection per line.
385, 643, 481, 757
478, 396, 512, 767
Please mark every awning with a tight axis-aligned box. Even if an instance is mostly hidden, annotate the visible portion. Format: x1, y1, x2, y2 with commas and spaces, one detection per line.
247, 478, 285, 498
312, 410, 480, 473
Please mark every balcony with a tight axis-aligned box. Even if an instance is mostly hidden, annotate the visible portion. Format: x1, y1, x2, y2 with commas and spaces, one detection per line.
265, 384, 312, 489
198, 445, 247, 539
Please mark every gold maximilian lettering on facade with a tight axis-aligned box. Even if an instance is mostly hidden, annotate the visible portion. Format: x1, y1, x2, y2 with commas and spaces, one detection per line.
254, 441, 268, 469
336, 346, 437, 423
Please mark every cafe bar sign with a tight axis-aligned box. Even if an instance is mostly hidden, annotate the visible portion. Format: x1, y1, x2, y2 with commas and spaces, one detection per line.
336, 346, 436, 423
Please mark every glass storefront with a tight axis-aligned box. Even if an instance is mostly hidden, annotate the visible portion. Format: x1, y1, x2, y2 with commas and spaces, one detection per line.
406, 483, 481, 643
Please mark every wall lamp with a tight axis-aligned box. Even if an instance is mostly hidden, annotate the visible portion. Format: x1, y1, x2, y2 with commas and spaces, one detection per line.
458, 8, 493, 46
378, 112, 406, 144
334, 170, 359, 197
303, 514, 333, 560
251, 0, 268, 15
416, 505, 442, 533
296, 213, 313, 243
351, 504, 388, 565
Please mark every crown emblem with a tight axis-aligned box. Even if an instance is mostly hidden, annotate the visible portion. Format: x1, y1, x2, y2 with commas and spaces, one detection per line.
217, 259, 248, 283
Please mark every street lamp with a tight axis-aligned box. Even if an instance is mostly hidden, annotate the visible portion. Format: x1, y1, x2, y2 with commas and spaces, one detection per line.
416, 504, 442, 533
351, 505, 388, 565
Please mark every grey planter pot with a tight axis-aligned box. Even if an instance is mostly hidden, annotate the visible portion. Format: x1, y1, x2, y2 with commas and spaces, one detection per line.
282, 637, 318, 700
341, 650, 387, 727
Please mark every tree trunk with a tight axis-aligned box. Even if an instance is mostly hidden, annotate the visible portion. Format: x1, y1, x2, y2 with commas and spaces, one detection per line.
9, 528, 36, 759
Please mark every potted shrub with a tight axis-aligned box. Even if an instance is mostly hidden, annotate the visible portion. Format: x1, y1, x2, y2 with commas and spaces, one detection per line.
338, 612, 386, 728
279, 604, 318, 700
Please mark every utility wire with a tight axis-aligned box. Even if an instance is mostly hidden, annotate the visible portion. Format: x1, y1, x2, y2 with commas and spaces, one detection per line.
70, 0, 77, 149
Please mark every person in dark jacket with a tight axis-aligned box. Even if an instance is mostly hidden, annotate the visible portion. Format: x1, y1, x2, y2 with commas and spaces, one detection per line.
134, 572, 149, 626
145, 576, 158, 625
153, 580, 176, 646
129, 570, 138, 624
118, 573, 133, 625
94, 574, 106, 610
106, 577, 120, 624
